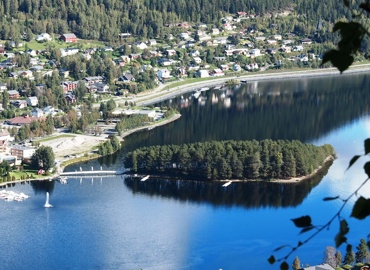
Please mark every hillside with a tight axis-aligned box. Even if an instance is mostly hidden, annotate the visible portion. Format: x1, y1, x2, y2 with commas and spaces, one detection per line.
0, 0, 353, 42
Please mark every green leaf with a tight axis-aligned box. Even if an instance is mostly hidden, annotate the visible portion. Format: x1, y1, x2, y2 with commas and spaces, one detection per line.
300, 226, 315, 234
323, 196, 340, 201
268, 255, 276, 264
321, 49, 354, 73
364, 162, 370, 178
365, 138, 370, 154
291, 215, 312, 228
346, 155, 361, 171
334, 21, 364, 54
335, 219, 349, 247
280, 261, 289, 270
351, 196, 370, 219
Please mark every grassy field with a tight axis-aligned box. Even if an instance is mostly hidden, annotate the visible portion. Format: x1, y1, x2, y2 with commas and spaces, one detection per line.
34, 134, 76, 143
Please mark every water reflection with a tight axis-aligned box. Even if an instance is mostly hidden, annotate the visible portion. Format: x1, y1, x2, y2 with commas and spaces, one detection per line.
124, 160, 332, 208
30, 180, 55, 194
124, 74, 370, 151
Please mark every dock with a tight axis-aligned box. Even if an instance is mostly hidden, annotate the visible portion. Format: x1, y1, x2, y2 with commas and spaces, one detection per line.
222, 181, 233, 187
60, 170, 126, 177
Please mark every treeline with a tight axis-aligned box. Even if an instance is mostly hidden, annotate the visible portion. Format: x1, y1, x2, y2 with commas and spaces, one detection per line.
124, 140, 334, 180
0, 0, 355, 42
97, 136, 122, 156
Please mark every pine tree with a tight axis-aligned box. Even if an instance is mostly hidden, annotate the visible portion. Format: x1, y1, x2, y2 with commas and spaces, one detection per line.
343, 245, 355, 265
335, 250, 342, 267
355, 238, 369, 263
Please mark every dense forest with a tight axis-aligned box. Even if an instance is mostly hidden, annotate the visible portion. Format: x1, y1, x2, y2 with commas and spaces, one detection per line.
123, 140, 334, 180
0, 0, 356, 42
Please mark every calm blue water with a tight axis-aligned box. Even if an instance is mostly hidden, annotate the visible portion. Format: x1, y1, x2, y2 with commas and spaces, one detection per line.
1, 74, 370, 270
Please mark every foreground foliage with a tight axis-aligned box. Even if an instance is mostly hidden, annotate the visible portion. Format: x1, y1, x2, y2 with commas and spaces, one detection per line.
124, 140, 334, 180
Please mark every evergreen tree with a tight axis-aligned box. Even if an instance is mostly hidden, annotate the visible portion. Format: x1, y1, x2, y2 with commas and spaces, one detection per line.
343, 245, 355, 265
355, 238, 369, 263
335, 250, 342, 268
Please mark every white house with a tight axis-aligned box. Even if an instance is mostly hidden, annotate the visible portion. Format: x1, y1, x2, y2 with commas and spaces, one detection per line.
211, 68, 224, 77
43, 106, 55, 116
212, 28, 220, 35
293, 45, 304, 52
0, 83, 7, 92
179, 32, 189, 40
197, 70, 209, 78
135, 42, 148, 50
249, 49, 261, 57
193, 57, 202, 64
31, 108, 44, 118
166, 49, 177, 57
91, 83, 109, 93
60, 48, 79, 57
26, 96, 38, 107
36, 33, 52, 42
157, 69, 172, 81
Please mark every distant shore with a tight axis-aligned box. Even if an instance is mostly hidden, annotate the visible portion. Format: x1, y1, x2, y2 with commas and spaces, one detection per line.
132, 64, 370, 106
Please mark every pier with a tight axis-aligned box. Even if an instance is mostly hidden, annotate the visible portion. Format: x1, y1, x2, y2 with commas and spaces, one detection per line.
59, 166, 128, 177
60, 170, 126, 176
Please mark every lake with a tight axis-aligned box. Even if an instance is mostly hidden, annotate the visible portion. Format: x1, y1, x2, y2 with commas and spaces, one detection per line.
1, 73, 370, 269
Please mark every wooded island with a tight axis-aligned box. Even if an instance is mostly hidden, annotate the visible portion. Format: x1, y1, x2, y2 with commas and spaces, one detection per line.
123, 140, 334, 181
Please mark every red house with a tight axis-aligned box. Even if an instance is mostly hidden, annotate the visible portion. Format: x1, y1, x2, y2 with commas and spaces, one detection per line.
59, 33, 77, 43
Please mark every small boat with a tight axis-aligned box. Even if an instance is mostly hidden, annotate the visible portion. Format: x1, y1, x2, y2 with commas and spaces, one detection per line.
57, 176, 68, 184
200, 87, 209, 92
140, 175, 150, 181
192, 91, 201, 99
240, 80, 248, 84
222, 181, 233, 187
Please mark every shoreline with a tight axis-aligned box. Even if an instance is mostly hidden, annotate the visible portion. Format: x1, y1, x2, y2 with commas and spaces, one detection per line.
132, 64, 370, 106
0, 64, 362, 188
125, 155, 335, 184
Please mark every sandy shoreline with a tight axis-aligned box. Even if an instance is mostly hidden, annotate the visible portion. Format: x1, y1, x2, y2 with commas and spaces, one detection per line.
40, 114, 182, 161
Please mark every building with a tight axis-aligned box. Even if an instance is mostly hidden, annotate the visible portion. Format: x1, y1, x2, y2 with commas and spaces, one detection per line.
60, 48, 79, 57
59, 33, 77, 43
7, 90, 20, 99
31, 108, 44, 118
301, 263, 335, 270
84, 76, 105, 85
36, 33, 52, 42
7, 116, 41, 125
10, 145, 36, 163
157, 69, 172, 81
197, 70, 210, 78
0, 129, 11, 153
26, 96, 38, 107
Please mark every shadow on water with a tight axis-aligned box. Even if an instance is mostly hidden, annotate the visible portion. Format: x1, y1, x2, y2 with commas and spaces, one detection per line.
30, 180, 55, 195
123, 160, 333, 209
